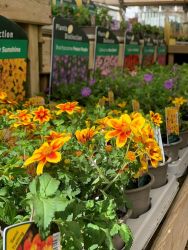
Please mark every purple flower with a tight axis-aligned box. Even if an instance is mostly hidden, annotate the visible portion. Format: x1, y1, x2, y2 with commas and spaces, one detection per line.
144, 73, 153, 83
81, 87, 92, 97
89, 79, 96, 86
164, 79, 174, 89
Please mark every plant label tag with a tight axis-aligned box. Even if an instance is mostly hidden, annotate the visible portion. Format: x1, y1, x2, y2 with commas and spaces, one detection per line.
165, 107, 179, 144
3, 221, 61, 250
132, 99, 140, 112
154, 127, 165, 163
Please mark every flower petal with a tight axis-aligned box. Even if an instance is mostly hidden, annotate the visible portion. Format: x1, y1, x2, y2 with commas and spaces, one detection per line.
46, 151, 61, 163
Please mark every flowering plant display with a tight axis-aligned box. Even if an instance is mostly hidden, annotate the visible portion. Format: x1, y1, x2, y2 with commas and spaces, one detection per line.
0, 83, 165, 249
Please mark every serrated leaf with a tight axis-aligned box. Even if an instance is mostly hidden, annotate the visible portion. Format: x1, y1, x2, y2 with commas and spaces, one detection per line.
39, 174, 60, 197
29, 178, 37, 194
33, 196, 55, 230
54, 196, 70, 212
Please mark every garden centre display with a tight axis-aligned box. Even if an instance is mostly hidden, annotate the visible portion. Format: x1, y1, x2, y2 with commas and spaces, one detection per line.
0, 15, 28, 102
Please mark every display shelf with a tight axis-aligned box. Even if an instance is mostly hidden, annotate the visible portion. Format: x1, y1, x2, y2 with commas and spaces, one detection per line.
125, 174, 179, 250
167, 146, 188, 178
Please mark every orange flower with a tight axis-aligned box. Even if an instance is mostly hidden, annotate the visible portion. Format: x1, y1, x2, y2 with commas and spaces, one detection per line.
33, 106, 51, 123
126, 151, 136, 162
56, 101, 81, 115
9, 109, 32, 122
145, 139, 162, 167
150, 111, 163, 127
45, 131, 71, 143
105, 114, 131, 148
24, 138, 70, 175
75, 127, 97, 144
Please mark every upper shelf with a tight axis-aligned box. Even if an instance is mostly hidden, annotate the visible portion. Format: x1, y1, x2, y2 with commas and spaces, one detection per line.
93, 0, 186, 6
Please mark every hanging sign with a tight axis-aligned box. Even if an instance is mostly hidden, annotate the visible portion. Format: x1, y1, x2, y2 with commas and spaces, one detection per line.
3, 221, 60, 250
0, 15, 28, 102
124, 32, 141, 71
157, 40, 167, 65
94, 27, 119, 76
165, 107, 179, 144
142, 37, 155, 67
50, 16, 89, 98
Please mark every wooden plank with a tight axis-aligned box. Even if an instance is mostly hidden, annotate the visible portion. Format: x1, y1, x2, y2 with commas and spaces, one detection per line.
26, 25, 40, 96
168, 45, 188, 54
40, 37, 51, 74
151, 175, 188, 250
0, 0, 51, 25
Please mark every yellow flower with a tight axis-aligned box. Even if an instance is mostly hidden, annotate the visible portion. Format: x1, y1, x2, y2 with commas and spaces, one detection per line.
117, 101, 127, 108
0, 90, 7, 100
56, 101, 81, 115
150, 111, 163, 126
24, 138, 70, 175
75, 127, 98, 144
45, 131, 71, 143
172, 97, 187, 107
105, 114, 131, 148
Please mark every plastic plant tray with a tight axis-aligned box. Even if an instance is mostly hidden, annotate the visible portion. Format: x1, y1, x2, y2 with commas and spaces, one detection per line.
124, 174, 179, 250
168, 146, 188, 178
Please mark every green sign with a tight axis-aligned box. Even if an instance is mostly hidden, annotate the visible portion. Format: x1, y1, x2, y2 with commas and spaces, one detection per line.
158, 45, 167, 55
53, 17, 89, 56
95, 27, 119, 56
50, 17, 89, 96
0, 15, 28, 102
0, 15, 28, 59
125, 32, 140, 56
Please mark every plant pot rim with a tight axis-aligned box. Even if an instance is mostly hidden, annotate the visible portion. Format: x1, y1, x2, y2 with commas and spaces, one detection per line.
163, 137, 182, 146
159, 156, 172, 166
125, 173, 154, 194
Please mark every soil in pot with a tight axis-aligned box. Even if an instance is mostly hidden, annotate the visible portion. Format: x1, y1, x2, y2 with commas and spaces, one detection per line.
124, 173, 154, 219
149, 156, 171, 189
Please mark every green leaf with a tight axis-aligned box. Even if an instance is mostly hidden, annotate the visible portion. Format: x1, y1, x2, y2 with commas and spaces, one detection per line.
88, 244, 99, 250
119, 224, 133, 250
110, 224, 120, 236
39, 173, 60, 197
0, 187, 7, 196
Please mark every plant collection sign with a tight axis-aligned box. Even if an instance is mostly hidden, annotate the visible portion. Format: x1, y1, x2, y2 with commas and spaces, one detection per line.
124, 32, 140, 71
94, 27, 119, 76
0, 15, 28, 101
142, 37, 155, 67
157, 40, 167, 65
50, 16, 89, 97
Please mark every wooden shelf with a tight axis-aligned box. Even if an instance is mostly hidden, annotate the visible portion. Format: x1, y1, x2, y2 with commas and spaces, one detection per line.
168, 45, 188, 54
